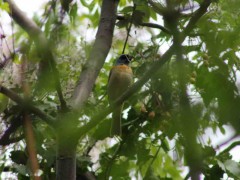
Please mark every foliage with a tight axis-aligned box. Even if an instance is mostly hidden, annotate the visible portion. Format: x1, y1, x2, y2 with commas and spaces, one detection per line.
1, 0, 240, 179
0, 0, 9, 12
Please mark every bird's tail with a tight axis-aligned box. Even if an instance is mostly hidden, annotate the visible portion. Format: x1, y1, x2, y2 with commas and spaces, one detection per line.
110, 105, 123, 137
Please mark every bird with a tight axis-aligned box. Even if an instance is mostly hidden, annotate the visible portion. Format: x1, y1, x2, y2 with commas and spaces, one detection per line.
107, 54, 133, 137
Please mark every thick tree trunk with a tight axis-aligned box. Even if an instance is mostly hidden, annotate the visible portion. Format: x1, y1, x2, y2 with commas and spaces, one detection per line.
56, 151, 76, 180
56, 131, 77, 180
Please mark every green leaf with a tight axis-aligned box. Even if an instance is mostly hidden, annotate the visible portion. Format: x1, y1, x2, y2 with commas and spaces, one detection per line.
204, 165, 224, 180
10, 150, 28, 165
69, 3, 78, 24
121, 6, 133, 14
0, 1, 9, 12
0, 93, 8, 112
110, 160, 129, 179
13, 164, 29, 176
224, 160, 240, 178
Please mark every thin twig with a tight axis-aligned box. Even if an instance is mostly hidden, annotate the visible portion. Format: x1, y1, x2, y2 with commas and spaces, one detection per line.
11, 7, 15, 60
0, 23, 12, 55
117, 15, 170, 34
122, 3, 136, 54
0, 49, 20, 69
219, 140, 240, 155
215, 134, 240, 154
143, 145, 161, 178
140, 22, 171, 34
105, 139, 125, 179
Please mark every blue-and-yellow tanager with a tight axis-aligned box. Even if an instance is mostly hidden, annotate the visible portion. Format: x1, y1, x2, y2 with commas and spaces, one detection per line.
107, 54, 133, 137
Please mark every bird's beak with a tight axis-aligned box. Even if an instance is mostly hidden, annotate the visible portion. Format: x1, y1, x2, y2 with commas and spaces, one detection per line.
127, 55, 134, 62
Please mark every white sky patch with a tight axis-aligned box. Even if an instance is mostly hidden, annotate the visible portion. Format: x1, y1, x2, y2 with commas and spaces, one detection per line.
1, 0, 47, 35
1, 12, 12, 35
14, 0, 47, 17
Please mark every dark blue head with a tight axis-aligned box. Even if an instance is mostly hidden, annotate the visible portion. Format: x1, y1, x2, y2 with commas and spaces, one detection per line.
115, 54, 133, 65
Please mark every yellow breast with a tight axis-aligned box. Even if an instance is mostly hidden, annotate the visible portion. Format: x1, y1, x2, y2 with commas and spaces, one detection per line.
111, 65, 133, 74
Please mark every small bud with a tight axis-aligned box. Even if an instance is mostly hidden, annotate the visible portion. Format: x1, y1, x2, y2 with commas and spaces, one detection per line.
203, 60, 209, 67
191, 71, 197, 78
190, 77, 196, 84
140, 104, 147, 113
202, 53, 209, 60
148, 111, 155, 119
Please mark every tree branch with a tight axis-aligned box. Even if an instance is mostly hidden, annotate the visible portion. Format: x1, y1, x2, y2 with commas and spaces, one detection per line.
122, 3, 136, 54
0, 115, 23, 145
219, 139, 240, 156
0, 85, 55, 125
76, 0, 212, 138
3, 0, 41, 36
72, 0, 120, 109
147, 0, 165, 16
0, 135, 24, 145
4, 0, 67, 111
105, 140, 125, 179
140, 22, 171, 34
0, 49, 20, 69
116, 15, 171, 34
183, 0, 211, 36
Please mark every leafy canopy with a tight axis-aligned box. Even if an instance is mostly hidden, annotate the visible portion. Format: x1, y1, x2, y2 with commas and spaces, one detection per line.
1, 0, 240, 179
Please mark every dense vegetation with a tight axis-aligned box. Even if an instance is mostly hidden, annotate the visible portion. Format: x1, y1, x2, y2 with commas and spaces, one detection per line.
1, 0, 240, 179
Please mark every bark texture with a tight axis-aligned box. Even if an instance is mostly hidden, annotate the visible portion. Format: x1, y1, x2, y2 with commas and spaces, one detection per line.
72, 0, 120, 109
